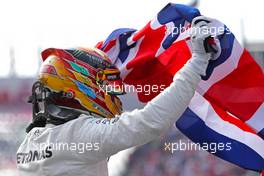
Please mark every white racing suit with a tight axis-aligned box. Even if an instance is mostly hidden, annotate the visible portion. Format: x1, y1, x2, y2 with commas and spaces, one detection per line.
17, 16, 213, 176
16, 54, 208, 176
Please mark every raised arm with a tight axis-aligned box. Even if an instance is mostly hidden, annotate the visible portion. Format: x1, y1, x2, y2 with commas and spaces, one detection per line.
73, 16, 215, 162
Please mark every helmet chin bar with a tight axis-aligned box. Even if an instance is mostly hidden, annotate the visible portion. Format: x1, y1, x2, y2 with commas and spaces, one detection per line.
26, 81, 81, 133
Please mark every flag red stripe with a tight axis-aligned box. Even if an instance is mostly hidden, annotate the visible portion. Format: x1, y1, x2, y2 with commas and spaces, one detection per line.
204, 49, 264, 121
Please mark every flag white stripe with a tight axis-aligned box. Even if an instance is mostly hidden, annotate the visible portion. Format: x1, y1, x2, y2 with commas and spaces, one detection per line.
197, 39, 243, 95
246, 103, 264, 132
189, 92, 264, 158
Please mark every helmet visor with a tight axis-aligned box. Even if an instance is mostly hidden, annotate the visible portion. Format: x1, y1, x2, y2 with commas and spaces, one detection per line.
97, 69, 125, 95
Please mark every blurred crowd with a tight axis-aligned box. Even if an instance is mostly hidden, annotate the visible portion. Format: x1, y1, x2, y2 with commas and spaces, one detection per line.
122, 127, 258, 176
0, 111, 30, 171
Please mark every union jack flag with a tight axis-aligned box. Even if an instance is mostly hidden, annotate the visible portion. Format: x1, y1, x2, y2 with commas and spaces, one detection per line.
96, 3, 264, 173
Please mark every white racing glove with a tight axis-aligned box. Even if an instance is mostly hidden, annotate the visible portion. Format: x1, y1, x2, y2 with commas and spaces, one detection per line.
187, 16, 218, 76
